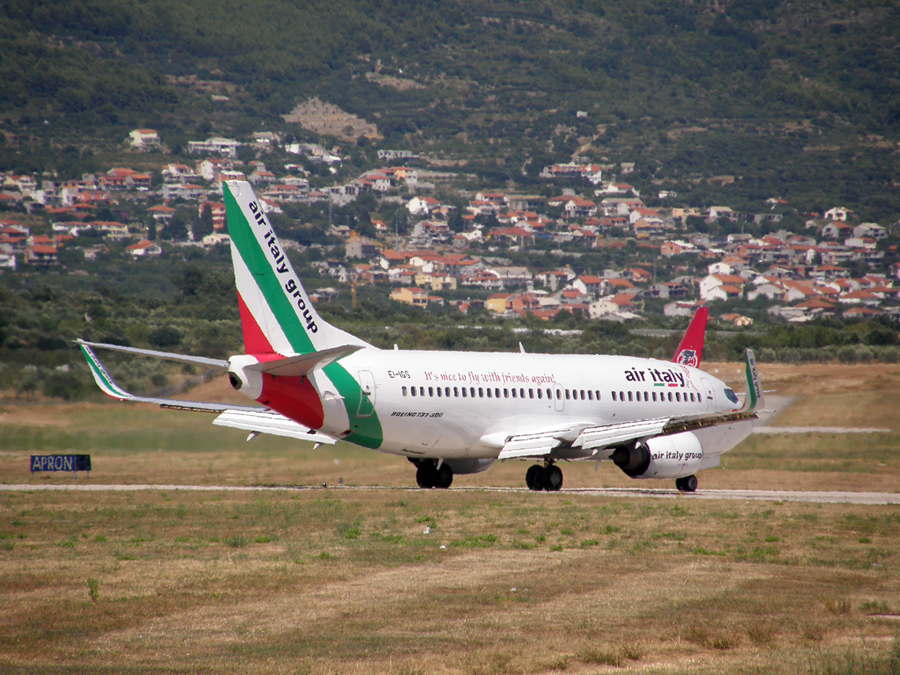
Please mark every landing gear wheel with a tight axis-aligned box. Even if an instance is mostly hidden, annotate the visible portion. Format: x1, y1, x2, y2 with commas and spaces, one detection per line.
676, 475, 698, 493
436, 463, 453, 489
525, 465, 544, 491
542, 465, 563, 492
416, 462, 437, 489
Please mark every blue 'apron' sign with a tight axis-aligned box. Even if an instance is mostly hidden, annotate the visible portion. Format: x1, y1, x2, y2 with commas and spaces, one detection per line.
30, 455, 92, 476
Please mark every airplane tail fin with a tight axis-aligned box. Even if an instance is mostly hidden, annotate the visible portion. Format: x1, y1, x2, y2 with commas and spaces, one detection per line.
223, 181, 368, 356
741, 348, 764, 413
672, 306, 707, 368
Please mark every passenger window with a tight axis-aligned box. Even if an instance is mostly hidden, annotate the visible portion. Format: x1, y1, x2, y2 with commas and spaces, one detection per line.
411, 387, 417, 397
668, 392, 673, 402
428, 387, 434, 397
486, 388, 492, 398
628, 391, 633, 402
612, 391, 617, 401
478, 387, 484, 398
454, 387, 458, 397
588, 390, 593, 401
529, 389, 534, 399
537, 389, 542, 399
470, 387, 475, 398
436, 387, 441, 397
595, 390, 601, 400
652, 391, 657, 402
676, 392, 681, 402
520, 388, 525, 398
495, 388, 500, 398
461, 387, 466, 398
402, 386, 407, 396
644, 391, 649, 402
565, 389, 570, 400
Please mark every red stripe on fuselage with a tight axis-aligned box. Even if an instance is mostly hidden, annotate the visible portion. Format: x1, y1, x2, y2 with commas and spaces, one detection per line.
237, 291, 275, 354
257, 374, 325, 430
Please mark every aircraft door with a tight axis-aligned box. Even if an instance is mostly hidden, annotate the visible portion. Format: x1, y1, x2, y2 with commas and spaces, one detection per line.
356, 370, 376, 418
554, 387, 564, 412
700, 378, 715, 411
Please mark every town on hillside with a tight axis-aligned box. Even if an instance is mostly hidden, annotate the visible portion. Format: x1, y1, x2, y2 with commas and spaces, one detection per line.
2, 128, 899, 327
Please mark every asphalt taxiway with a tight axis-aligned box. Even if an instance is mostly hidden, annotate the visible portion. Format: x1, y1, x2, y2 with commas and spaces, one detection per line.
2, 483, 898, 505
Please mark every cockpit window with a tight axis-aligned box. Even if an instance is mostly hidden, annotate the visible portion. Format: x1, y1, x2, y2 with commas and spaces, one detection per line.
723, 388, 739, 405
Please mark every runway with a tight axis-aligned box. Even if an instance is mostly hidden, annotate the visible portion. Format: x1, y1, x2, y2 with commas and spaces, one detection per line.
2, 483, 898, 505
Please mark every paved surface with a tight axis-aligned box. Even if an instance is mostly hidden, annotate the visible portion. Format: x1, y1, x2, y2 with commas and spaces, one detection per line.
2, 483, 898, 504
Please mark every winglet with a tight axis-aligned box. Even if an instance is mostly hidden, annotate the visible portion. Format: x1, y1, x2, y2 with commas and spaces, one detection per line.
672, 306, 707, 367
741, 348, 764, 412
79, 342, 134, 401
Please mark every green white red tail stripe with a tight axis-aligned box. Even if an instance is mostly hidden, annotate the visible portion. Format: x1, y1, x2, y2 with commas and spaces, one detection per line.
222, 181, 383, 449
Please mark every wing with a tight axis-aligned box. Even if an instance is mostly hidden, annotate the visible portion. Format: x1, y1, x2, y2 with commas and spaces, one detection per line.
78, 342, 335, 444
496, 411, 757, 462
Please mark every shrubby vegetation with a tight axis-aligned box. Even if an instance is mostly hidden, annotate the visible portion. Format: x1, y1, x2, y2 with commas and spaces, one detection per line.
2, 258, 898, 402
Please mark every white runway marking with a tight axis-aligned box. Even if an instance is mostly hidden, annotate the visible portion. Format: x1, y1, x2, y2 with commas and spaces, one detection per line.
2, 483, 898, 505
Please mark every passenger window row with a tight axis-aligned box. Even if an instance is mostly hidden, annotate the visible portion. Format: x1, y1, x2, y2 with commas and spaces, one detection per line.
610, 390, 700, 403
400, 386, 603, 401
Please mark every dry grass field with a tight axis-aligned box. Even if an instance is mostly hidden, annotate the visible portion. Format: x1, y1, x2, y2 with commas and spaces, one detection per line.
1, 362, 899, 674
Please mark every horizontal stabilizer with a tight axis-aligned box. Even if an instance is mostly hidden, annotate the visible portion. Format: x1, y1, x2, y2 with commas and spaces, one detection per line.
75, 339, 229, 370
245, 344, 363, 377
79, 343, 259, 413
213, 409, 338, 444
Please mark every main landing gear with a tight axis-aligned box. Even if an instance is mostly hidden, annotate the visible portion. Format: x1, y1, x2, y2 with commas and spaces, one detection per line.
525, 462, 563, 492
411, 459, 453, 489
675, 475, 698, 493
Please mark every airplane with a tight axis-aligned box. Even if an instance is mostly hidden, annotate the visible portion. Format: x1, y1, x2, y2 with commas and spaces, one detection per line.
78, 180, 764, 493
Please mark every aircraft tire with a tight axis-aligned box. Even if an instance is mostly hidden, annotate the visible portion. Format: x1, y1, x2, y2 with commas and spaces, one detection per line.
526, 465, 544, 491
543, 465, 563, 492
416, 463, 437, 489
436, 463, 453, 489
682, 475, 698, 493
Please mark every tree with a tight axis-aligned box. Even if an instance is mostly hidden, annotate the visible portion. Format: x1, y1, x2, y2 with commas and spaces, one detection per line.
194, 203, 214, 241
448, 209, 466, 233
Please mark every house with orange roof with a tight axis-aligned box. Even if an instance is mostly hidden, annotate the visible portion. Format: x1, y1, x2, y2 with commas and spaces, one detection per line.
128, 129, 160, 151
485, 293, 513, 314
26, 244, 58, 265
600, 277, 635, 296
572, 275, 604, 297
125, 240, 162, 258
148, 204, 176, 222
699, 274, 745, 302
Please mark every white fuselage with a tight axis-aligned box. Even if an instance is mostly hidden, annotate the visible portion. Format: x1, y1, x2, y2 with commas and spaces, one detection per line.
306, 349, 745, 462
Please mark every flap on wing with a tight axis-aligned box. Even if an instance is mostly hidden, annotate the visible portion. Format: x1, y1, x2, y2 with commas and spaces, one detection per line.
575, 417, 669, 451
245, 344, 363, 377
497, 423, 594, 460
213, 409, 337, 444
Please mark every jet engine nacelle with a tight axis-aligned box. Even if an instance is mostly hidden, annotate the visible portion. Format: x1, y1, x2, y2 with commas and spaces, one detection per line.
611, 431, 703, 480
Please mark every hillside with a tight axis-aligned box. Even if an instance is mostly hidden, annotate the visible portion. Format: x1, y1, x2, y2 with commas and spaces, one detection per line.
1, 0, 899, 217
